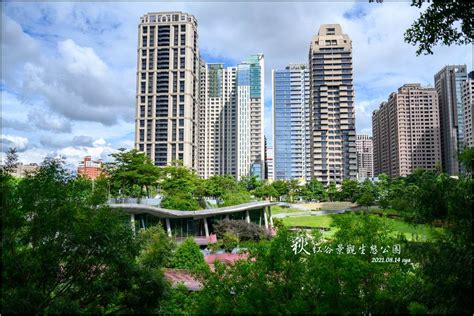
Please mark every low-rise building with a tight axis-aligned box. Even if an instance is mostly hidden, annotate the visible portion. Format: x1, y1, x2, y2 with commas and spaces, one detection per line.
77, 156, 103, 179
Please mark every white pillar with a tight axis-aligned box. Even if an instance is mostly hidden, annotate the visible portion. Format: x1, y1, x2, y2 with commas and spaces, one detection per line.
166, 218, 172, 237
203, 217, 209, 238
225, 214, 230, 220
245, 210, 250, 223
269, 206, 273, 226
130, 213, 136, 235
263, 208, 268, 230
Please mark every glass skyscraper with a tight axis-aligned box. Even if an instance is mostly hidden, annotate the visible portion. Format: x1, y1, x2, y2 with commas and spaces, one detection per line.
272, 64, 311, 181
435, 65, 467, 175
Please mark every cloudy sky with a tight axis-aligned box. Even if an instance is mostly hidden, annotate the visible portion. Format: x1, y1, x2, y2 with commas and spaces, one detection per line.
1, 1, 472, 167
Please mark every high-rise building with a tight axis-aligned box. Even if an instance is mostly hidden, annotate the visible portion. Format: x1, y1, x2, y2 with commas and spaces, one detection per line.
197, 63, 237, 178
372, 84, 441, 178
236, 54, 265, 180
461, 71, 474, 148
434, 65, 467, 175
135, 12, 200, 168
266, 147, 274, 181
309, 24, 357, 185
272, 64, 310, 181
355, 134, 374, 179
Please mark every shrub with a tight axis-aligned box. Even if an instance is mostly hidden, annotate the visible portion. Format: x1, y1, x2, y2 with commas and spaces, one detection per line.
170, 238, 209, 274
214, 219, 266, 241
222, 232, 239, 252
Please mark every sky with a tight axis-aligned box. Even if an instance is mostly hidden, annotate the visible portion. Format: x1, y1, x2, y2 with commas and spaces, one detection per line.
1, 1, 472, 167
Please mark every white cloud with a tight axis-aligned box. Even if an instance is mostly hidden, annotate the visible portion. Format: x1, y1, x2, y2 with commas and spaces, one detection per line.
59, 39, 108, 78
1, 134, 29, 152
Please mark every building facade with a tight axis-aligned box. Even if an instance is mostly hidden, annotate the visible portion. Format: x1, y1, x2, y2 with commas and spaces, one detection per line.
372, 84, 441, 178
2, 163, 39, 178
434, 65, 467, 175
236, 54, 265, 180
309, 24, 357, 185
266, 147, 274, 181
461, 71, 474, 148
197, 63, 237, 178
355, 134, 374, 179
272, 64, 310, 181
135, 12, 200, 168
77, 156, 103, 180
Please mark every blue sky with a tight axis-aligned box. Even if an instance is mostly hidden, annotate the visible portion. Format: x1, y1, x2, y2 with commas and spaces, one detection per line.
1, 1, 472, 166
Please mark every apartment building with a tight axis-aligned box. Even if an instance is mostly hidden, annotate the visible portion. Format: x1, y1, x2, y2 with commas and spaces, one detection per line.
197, 63, 237, 178
461, 71, 474, 148
309, 24, 357, 185
236, 54, 265, 180
135, 12, 200, 168
434, 65, 467, 175
372, 84, 441, 178
355, 134, 374, 179
272, 64, 311, 181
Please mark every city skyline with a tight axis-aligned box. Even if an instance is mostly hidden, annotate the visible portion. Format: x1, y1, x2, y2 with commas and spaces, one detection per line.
1, 2, 472, 167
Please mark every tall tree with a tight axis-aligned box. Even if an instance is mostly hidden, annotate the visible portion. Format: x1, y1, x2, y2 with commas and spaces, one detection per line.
106, 148, 161, 198
2, 158, 168, 313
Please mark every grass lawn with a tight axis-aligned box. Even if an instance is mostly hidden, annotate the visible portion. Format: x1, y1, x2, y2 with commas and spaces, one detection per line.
281, 213, 442, 241
271, 205, 309, 215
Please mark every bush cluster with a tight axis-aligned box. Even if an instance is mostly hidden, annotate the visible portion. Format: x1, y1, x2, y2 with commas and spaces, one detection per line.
213, 219, 266, 241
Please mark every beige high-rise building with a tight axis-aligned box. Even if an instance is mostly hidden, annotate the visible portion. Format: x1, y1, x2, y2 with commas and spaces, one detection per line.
356, 134, 374, 179
135, 12, 200, 168
372, 84, 442, 178
461, 71, 474, 148
198, 63, 237, 178
309, 24, 357, 185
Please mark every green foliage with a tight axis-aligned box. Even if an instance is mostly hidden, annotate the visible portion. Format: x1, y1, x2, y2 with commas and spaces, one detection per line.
161, 192, 201, 211
160, 164, 205, 210
1, 158, 167, 314
404, 0, 473, 55
222, 232, 240, 252
338, 179, 360, 202
326, 181, 338, 202
136, 225, 175, 268
271, 179, 290, 200
213, 219, 266, 241
459, 147, 474, 176
170, 238, 209, 275
301, 178, 327, 201
159, 284, 198, 315
106, 148, 161, 198
239, 175, 263, 191
220, 190, 252, 207
253, 183, 278, 200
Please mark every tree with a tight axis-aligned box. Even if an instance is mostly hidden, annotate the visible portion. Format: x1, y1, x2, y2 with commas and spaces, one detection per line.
357, 191, 375, 210
3, 147, 19, 173
286, 179, 301, 202
160, 163, 205, 210
253, 184, 278, 201
301, 178, 327, 201
459, 147, 474, 177
2, 158, 167, 313
326, 182, 338, 202
338, 179, 360, 202
239, 175, 263, 191
404, 0, 473, 55
272, 180, 289, 201
106, 149, 161, 198
170, 238, 209, 275
222, 231, 240, 252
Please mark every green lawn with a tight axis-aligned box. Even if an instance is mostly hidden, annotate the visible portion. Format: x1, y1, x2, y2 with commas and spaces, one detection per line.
271, 205, 309, 215
281, 213, 442, 241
